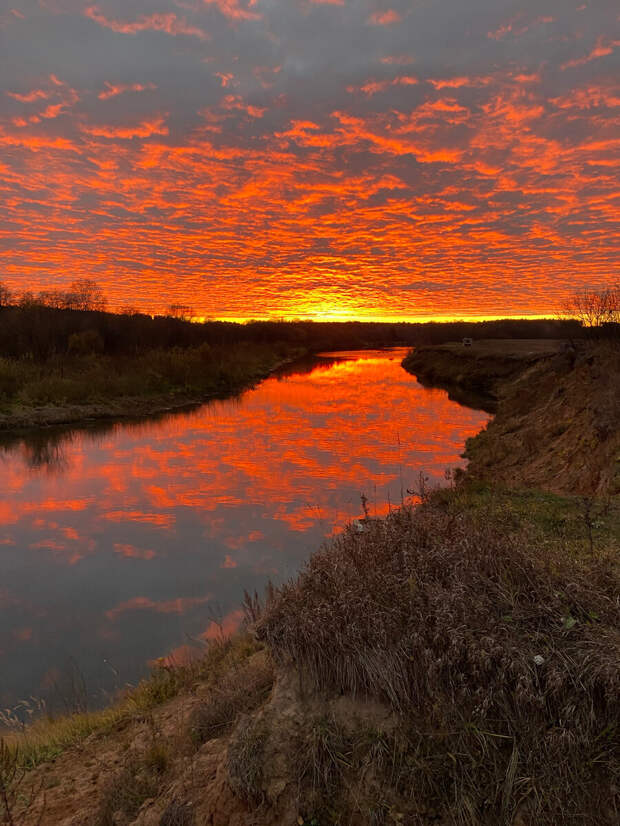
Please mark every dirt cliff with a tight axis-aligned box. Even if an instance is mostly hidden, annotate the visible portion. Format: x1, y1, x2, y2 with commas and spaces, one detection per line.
402, 339, 565, 411
404, 340, 620, 497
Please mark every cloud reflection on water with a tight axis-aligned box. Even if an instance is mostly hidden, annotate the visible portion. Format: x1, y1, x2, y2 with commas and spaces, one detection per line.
0, 349, 489, 710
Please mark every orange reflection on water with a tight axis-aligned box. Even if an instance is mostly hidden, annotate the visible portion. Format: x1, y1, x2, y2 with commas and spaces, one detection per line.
0, 349, 488, 709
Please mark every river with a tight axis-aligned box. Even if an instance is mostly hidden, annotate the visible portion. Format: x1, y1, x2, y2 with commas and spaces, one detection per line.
0, 348, 489, 714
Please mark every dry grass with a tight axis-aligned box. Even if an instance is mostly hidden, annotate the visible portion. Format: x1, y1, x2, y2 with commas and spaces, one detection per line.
94, 739, 171, 826
188, 653, 273, 746
4, 634, 265, 771
159, 800, 195, 825
226, 717, 268, 806
257, 490, 619, 825
0, 738, 46, 825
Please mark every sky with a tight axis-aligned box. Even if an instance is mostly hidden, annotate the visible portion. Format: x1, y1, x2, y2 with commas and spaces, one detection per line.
0, 1, 618, 321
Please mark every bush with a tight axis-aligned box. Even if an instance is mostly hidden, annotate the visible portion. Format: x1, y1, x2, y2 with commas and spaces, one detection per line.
95, 745, 169, 826
187, 654, 273, 746
226, 717, 267, 806
0, 359, 22, 400
67, 329, 104, 355
257, 493, 619, 824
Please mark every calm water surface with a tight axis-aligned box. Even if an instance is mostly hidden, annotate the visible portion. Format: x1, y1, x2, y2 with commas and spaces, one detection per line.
0, 349, 489, 711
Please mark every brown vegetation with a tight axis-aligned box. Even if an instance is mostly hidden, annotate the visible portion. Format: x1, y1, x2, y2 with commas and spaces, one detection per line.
257, 491, 619, 825
0, 341, 297, 431
403, 339, 563, 410
4, 481, 617, 825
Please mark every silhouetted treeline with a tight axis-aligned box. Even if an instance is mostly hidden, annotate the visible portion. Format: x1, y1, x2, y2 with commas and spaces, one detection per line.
0, 303, 584, 361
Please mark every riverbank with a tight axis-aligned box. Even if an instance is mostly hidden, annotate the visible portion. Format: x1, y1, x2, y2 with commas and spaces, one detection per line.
3, 341, 618, 826
5, 482, 618, 826
404, 339, 620, 497
0, 343, 303, 433
0, 301, 584, 433
402, 339, 565, 411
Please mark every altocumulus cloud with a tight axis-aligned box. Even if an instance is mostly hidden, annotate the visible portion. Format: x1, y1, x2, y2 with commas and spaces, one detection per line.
0, 0, 618, 320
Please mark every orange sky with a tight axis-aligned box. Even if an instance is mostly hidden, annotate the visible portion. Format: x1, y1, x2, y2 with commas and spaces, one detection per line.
0, 1, 618, 320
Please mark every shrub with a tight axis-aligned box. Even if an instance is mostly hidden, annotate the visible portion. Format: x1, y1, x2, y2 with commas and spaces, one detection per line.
257, 494, 620, 824
67, 329, 104, 355
226, 717, 267, 806
160, 800, 195, 826
188, 653, 273, 746
0, 359, 21, 400
95, 742, 170, 826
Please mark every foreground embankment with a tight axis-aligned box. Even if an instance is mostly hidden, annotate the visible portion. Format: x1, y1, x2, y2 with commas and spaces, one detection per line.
405, 339, 620, 497
5, 484, 618, 826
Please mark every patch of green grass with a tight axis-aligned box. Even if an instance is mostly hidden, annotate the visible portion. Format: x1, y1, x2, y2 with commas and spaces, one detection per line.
434, 480, 620, 559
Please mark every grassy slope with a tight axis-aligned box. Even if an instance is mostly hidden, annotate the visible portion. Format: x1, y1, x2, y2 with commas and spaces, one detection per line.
402, 339, 564, 411
5, 495, 617, 826
1, 634, 273, 824
0, 341, 302, 430
257, 483, 618, 825
462, 345, 620, 497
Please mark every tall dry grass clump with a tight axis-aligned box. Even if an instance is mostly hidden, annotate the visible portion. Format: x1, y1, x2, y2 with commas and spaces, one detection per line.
256, 497, 619, 825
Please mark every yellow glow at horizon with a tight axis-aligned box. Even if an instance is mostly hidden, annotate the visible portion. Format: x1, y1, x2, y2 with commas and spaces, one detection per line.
191, 312, 557, 325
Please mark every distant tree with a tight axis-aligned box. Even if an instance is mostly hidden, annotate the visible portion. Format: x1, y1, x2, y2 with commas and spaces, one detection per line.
36, 289, 66, 309
18, 290, 37, 307
167, 303, 195, 321
65, 279, 107, 312
0, 281, 11, 308
561, 284, 619, 330
67, 329, 104, 355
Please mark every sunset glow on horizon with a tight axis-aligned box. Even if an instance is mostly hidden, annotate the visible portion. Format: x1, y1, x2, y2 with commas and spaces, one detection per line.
1, 1, 618, 319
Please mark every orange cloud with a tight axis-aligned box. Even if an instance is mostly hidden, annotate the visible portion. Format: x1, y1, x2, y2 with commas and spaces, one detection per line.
429, 75, 493, 90
1, 45, 618, 321
201, 609, 244, 640
380, 55, 415, 65
103, 510, 175, 528
215, 72, 236, 87
368, 10, 401, 26
113, 543, 157, 560
221, 95, 266, 117
561, 36, 620, 69
488, 14, 554, 40
80, 116, 169, 139
348, 75, 418, 96
221, 554, 238, 568
7, 88, 50, 103
98, 82, 157, 100
84, 5, 209, 39
202, 0, 261, 21
106, 594, 211, 621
